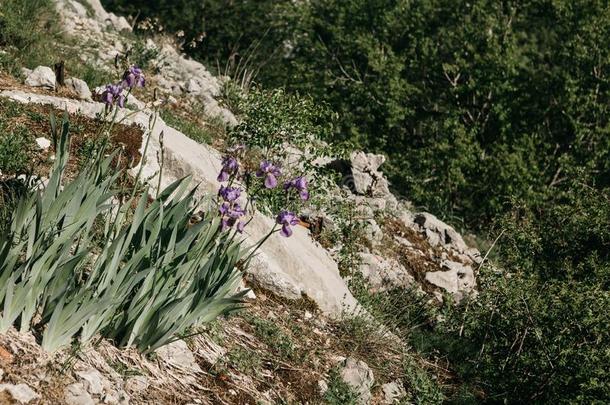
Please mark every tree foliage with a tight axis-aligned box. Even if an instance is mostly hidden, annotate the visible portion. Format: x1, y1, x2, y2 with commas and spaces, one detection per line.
444, 182, 610, 402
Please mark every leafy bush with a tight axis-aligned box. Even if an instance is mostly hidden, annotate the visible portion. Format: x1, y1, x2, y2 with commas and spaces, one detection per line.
0, 126, 35, 174
279, 0, 610, 228
441, 182, 610, 402
0, 115, 248, 352
107, 0, 610, 229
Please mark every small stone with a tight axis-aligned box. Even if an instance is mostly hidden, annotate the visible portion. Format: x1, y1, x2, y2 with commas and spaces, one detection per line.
318, 379, 329, 395
65, 383, 95, 405
304, 311, 313, 320
236, 279, 256, 301
425, 260, 476, 303
102, 391, 119, 405
124, 376, 148, 393
357, 253, 414, 291
0, 345, 10, 362
35, 137, 51, 150
0, 368, 4, 381
65, 78, 92, 100
25, 66, 56, 89
184, 78, 202, 94
156, 340, 202, 373
0, 383, 40, 404
75, 369, 104, 395
339, 357, 374, 404
381, 381, 406, 404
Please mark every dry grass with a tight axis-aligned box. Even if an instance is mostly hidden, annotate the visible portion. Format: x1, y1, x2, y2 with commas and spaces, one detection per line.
0, 282, 418, 404
0, 95, 143, 180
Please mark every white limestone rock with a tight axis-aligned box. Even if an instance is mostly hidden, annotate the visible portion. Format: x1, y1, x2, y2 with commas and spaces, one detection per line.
64, 383, 95, 405
65, 78, 92, 100
25, 66, 56, 90
339, 358, 375, 404
381, 381, 407, 404
35, 137, 51, 150
155, 340, 202, 373
75, 369, 105, 396
357, 253, 414, 291
412, 212, 468, 253
0, 383, 40, 404
425, 260, 476, 302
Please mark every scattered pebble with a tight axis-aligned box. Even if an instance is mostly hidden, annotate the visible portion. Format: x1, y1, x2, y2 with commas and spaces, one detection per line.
35, 137, 51, 150
0, 383, 40, 404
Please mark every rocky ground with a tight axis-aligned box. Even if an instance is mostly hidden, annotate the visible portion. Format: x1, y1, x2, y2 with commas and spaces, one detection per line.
0, 1, 485, 403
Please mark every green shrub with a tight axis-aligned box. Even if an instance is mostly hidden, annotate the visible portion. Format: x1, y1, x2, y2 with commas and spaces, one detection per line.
441, 182, 610, 403
115, 0, 610, 229
0, 125, 35, 174
280, 0, 610, 228
402, 355, 445, 404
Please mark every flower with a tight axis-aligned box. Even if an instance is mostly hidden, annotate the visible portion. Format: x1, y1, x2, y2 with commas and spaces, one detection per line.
121, 65, 145, 89
99, 84, 126, 108
256, 160, 281, 189
284, 176, 309, 201
218, 185, 241, 202
217, 156, 239, 182
219, 201, 246, 233
276, 210, 299, 237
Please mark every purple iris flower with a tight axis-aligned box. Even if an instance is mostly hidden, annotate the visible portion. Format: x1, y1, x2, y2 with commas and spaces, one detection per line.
218, 185, 241, 202
256, 160, 281, 189
122, 65, 145, 89
217, 156, 239, 182
276, 210, 299, 237
219, 202, 246, 233
284, 176, 309, 201
100, 84, 125, 108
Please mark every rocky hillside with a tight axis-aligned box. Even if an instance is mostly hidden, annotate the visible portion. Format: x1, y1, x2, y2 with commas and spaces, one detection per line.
0, 1, 487, 404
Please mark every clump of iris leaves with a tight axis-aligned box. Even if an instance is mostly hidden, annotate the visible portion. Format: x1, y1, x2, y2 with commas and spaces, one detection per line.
0, 114, 248, 353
